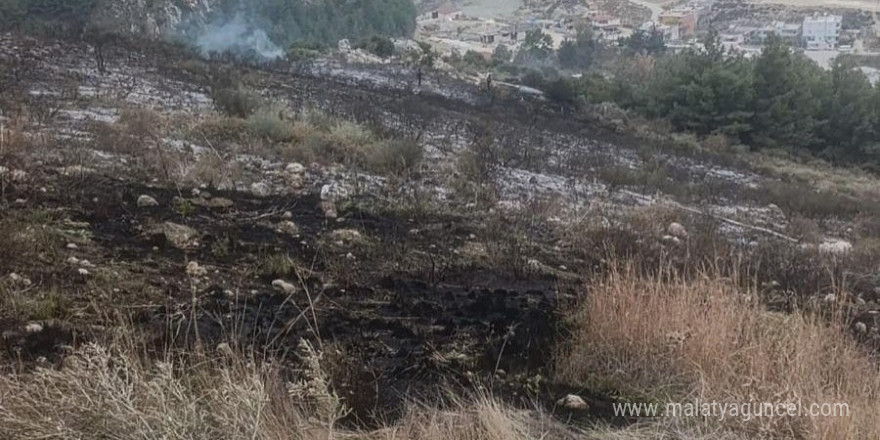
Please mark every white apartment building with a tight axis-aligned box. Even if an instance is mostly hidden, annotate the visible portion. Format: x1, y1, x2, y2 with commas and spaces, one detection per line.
802, 14, 842, 50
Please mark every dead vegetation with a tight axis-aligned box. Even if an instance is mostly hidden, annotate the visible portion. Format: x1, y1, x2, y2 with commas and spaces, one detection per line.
557, 265, 880, 439
6, 32, 880, 440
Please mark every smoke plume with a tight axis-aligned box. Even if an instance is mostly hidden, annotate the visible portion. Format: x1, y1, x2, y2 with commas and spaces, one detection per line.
195, 14, 283, 60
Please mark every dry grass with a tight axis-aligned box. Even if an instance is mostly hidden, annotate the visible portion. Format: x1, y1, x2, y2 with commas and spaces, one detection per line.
557, 266, 880, 439
0, 338, 546, 440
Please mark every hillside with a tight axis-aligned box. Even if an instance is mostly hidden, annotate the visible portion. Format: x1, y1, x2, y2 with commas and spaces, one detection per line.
2, 27, 880, 439
0, 0, 417, 46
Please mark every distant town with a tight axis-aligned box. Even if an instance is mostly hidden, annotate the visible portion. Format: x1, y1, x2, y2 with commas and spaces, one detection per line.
415, 0, 878, 75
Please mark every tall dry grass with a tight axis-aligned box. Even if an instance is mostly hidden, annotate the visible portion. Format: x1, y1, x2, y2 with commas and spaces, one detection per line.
0, 338, 545, 440
557, 266, 880, 439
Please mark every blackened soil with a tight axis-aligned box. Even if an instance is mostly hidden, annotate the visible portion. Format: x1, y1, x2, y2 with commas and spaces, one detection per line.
1, 170, 624, 426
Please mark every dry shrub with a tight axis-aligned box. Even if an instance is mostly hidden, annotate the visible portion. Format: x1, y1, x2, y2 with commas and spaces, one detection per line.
0, 340, 546, 440
787, 216, 822, 244
383, 394, 536, 440
185, 152, 242, 190
213, 86, 263, 118
195, 115, 249, 146
751, 181, 871, 220
557, 266, 880, 439
0, 116, 29, 165
365, 138, 423, 177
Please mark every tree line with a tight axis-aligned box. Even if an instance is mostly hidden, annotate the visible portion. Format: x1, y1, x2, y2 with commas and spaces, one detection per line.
0, 0, 417, 49
541, 32, 880, 168
215, 0, 416, 48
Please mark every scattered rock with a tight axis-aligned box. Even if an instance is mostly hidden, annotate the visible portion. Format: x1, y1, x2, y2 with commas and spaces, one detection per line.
186, 261, 208, 277
282, 211, 293, 220
272, 279, 297, 294
149, 222, 199, 249
823, 293, 837, 304
661, 235, 681, 246
286, 162, 306, 174
276, 221, 300, 236
330, 229, 363, 245
320, 183, 349, 202
8, 273, 32, 286
284, 162, 307, 190
855, 322, 868, 334
137, 195, 159, 207
66, 242, 78, 249
321, 200, 338, 219
556, 394, 589, 410
818, 240, 852, 256
0, 167, 28, 182
216, 342, 233, 356
250, 182, 272, 197
77, 268, 90, 276
667, 222, 688, 239
24, 323, 43, 334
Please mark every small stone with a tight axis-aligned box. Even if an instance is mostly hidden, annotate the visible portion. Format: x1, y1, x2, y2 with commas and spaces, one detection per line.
276, 221, 300, 236
661, 235, 682, 246
191, 188, 201, 197
272, 279, 297, 294
286, 162, 306, 174
66, 256, 80, 265
77, 268, 90, 276
14, 198, 26, 204
216, 342, 233, 356
24, 323, 43, 333
667, 222, 688, 239
137, 195, 159, 207
855, 322, 868, 334
66, 243, 78, 249
282, 211, 293, 220
186, 261, 208, 277
823, 293, 837, 304
556, 394, 589, 410
321, 200, 338, 219
250, 182, 271, 197
149, 222, 199, 249
8, 273, 31, 286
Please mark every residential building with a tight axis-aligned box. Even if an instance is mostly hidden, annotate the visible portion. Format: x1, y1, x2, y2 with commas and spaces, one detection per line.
802, 13, 841, 50
659, 9, 698, 40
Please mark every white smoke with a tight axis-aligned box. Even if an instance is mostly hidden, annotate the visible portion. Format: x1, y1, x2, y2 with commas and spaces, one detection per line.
196, 14, 283, 60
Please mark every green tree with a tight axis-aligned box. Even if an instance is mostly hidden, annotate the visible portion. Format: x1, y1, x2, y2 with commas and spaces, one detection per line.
819, 57, 878, 159
622, 28, 665, 55
492, 44, 512, 65
750, 34, 822, 150
557, 28, 596, 70
516, 29, 553, 63
647, 31, 754, 138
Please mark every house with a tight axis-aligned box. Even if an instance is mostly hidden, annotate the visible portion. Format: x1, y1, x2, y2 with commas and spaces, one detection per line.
659, 8, 697, 40
590, 14, 621, 33
432, 3, 462, 20
802, 13, 841, 50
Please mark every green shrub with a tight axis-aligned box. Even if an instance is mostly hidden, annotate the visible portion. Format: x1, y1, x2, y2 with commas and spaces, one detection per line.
247, 105, 293, 142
